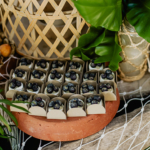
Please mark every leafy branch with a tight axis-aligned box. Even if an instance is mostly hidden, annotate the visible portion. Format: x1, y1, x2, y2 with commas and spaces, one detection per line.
70, 0, 150, 71
0, 94, 29, 140
70, 26, 122, 71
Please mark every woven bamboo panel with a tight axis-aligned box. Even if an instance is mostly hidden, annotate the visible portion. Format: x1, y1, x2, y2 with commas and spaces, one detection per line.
0, 0, 90, 58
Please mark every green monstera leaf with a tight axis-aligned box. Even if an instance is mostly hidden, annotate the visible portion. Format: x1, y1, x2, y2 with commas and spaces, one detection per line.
70, 26, 122, 71
70, 26, 105, 60
127, 0, 150, 42
73, 0, 122, 31
95, 30, 122, 71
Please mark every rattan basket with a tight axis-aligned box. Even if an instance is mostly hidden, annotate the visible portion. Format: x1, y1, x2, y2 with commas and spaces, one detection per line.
0, 0, 90, 59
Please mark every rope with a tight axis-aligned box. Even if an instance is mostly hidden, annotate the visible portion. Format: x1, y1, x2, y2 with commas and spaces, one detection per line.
118, 22, 149, 82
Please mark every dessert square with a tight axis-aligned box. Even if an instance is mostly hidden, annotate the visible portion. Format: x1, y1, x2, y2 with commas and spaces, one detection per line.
68, 61, 82, 71
69, 98, 84, 110
9, 79, 24, 91
80, 83, 97, 95
86, 95, 104, 107
31, 69, 46, 82
44, 83, 60, 96
65, 71, 80, 83
48, 100, 64, 111
15, 93, 29, 102
89, 60, 103, 71
83, 72, 97, 82
47, 98, 67, 120
12, 69, 28, 80
86, 94, 106, 114
10, 92, 31, 113
27, 82, 41, 94
67, 94, 86, 117
51, 60, 65, 70
19, 58, 33, 69
30, 97, 46, 108
35, 59, 49, 71
62, 83, 76, 95
48, 70, 63, 82
99, 83, 114, 93
100, 69, 115, 82
29, 94, 50, 117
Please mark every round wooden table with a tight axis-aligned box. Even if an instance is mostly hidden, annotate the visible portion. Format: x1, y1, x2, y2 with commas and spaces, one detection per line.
8, 89, 120, 141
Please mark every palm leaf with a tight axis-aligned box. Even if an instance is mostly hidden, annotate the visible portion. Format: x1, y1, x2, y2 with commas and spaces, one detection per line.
0, 104, 18, 126
0, 115, 11, 132
0, 126, 4, 135
0, 99, 29, 113
73, 0, 122, 31
0, 134, 15, 139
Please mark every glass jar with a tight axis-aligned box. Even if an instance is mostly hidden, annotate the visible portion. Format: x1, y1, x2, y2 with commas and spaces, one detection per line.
119, 18, 148, 79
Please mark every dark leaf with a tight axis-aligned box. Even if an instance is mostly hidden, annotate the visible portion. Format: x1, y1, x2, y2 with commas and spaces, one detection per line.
81, 52, 91, 60
0, 126, 4, 135
127, 0, 150, 42
70, 26, 105, 60
73, 0, 122, 31
0, 105, 18, 126
0, 99, 29, 113
70, 47, 81, 60
95, 30, 122, 71
0, 134, 15, 139
79, 26, 105, 49
0, 115, 11, 132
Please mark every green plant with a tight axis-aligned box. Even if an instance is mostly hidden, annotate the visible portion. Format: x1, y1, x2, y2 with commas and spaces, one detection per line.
70, 0, 150, 71
0, 91, 29, 150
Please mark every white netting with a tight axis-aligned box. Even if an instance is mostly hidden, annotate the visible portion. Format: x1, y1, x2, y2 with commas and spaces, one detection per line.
1, 77, 150, 150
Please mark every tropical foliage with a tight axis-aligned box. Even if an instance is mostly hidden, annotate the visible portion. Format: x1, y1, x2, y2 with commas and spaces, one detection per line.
70, 0, 150, 71
0, 91, 29, 149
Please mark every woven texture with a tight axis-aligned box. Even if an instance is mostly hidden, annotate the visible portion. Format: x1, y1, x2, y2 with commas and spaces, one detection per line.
0, 0, 89, 58
118, 23, 149, 82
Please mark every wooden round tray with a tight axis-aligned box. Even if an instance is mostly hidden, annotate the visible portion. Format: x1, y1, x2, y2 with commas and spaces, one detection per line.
8, 89, 120, 141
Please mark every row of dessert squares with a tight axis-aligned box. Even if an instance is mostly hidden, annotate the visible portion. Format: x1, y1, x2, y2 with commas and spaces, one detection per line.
13, 67, 115, 83
14, 94, 104, 114
18, 57, 106, 72
9, 79, 114, 95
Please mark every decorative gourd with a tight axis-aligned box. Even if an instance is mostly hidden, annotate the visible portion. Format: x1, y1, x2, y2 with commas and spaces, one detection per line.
0, 44, 11, 57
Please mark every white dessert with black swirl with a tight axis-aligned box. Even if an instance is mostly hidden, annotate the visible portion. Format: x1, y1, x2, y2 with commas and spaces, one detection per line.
19, 58, 33, 69
62, 83, 76, 95
80, 83, 96, 95
48, 100, 64, 111
35, 59, 49, 71
27, 82, 40, 94
86, 95, 103, 107
100, 69, 115, 82
44, 83, 60, 96
9, 79, 24, 91
51, 60, 64, 70
69, 61, 82, 71
12, 69, 27, 80
83, 72, 96, 82
31, 70, 46, 81
69, 98, 84, 110
99, 83, 113, 93
89, 60, 103, 71
48, 70, 63, 82
65, 71, 79, 83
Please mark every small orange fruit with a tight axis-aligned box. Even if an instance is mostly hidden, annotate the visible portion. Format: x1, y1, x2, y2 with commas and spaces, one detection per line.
0, 44, 11, 57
